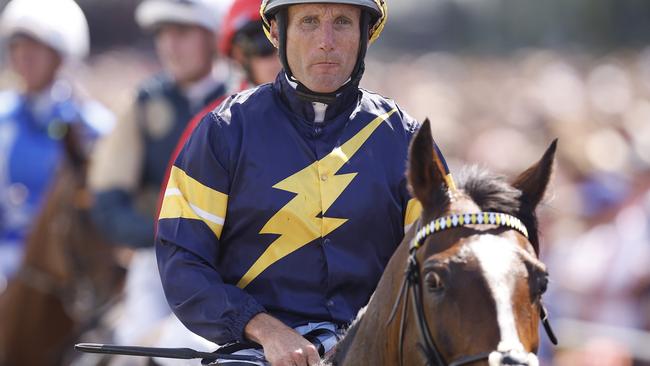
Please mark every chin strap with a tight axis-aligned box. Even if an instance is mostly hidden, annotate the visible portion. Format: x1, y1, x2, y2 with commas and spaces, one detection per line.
295, 83, 338, 104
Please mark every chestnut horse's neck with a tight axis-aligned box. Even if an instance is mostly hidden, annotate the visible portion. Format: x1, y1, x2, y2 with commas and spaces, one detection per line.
331, 229, 414, 365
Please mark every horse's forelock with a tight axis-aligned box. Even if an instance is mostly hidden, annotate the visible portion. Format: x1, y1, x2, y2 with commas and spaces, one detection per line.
456, 166, 540, 252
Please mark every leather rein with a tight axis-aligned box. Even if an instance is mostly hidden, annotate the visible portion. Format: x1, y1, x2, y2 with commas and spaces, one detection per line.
387, 212, 558, 366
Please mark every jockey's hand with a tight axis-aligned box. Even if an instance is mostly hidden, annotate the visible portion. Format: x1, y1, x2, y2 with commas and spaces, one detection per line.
245, 313, 320, 366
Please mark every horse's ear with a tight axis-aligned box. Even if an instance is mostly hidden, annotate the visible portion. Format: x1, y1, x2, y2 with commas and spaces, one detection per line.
512, 139, 558, 210
408, 119, 445, 208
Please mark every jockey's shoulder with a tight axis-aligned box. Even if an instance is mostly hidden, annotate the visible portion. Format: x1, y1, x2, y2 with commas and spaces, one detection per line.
136, 73, 175, 101
209, 83, 272, 126
359, 87, 402, 112
78, 99, 116, 136
0, 90, 20, 120
359, 87, 420, 134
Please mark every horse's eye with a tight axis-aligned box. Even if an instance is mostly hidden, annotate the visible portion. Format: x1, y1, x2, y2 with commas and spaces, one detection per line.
536, 274, 549, 296
425, 272, 444, 293
539, 274, 548, 295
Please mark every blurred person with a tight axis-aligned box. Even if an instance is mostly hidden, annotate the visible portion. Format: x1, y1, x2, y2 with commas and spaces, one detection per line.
148, 6, 279, 355
154, 1, 426, 365
157, 0, 280, 203
88, 0, 234, 345
542, 171, 650, 364
0, 0, 113, 288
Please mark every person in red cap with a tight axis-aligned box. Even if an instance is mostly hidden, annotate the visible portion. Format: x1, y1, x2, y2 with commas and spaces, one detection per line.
220, 0, 282, 86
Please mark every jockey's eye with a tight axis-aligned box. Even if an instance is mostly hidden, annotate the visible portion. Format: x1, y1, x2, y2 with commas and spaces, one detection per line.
424, 271, 444, 293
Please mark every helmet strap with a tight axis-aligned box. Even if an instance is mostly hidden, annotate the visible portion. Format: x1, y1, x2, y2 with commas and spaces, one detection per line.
350, 11, 370, 87
276, 9, 292, 78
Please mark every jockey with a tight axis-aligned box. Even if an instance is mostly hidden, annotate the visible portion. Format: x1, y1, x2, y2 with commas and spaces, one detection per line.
88, 0, 234, 345
0, 0, 113, 287
156, 0, 422, 365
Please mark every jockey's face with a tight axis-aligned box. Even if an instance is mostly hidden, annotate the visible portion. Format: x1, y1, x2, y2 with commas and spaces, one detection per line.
9, 34, 61, 94
154, 23, 215, 88
273, 3, 361, 93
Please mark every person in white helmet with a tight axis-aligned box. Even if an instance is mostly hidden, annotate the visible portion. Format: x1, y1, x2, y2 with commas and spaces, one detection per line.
156, 0, 281, 215
88, 0, 235, 346
155, 1, 426, 365
0, 0, 113, 288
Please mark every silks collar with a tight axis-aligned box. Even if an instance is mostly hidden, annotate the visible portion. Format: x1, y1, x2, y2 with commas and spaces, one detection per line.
274, 71, 360, 123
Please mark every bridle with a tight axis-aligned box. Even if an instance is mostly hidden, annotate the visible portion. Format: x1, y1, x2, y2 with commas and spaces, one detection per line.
387, 211, 558, 366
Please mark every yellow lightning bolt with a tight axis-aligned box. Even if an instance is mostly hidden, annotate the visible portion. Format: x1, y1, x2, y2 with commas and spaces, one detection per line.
236, 108, 398, 288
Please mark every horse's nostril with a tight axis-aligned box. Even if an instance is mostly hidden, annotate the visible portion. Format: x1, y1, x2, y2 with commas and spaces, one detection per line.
501, 353, 529, 365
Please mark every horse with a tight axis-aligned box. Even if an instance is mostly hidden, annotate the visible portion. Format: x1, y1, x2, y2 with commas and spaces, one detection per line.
0, 125, 125, 366
329, 119, 557, 366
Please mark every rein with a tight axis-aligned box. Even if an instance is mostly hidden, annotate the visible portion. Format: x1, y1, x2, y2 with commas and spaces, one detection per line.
387, 211, 557, 366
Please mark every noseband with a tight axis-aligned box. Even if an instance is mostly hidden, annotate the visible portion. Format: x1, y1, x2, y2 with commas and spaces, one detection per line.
387, 212, 558, 366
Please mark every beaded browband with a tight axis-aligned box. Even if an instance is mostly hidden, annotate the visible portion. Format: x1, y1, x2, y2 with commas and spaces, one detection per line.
412, 212, 529, 250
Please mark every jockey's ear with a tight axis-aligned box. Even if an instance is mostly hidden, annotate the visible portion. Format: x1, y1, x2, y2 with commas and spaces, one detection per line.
512, 139, 558, 211
407, 119, 446, 210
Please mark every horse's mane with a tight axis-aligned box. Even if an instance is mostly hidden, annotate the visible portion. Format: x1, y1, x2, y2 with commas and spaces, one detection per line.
328, 308, 363, 365
329, 165, 541, 365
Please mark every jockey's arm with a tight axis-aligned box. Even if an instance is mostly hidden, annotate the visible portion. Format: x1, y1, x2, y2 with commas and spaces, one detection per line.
156, 239, 266, 344
88, 104, 154, 248
156, 115, 268, 344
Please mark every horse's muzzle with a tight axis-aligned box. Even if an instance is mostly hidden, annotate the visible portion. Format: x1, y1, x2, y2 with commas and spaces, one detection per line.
488, 350, 539, 366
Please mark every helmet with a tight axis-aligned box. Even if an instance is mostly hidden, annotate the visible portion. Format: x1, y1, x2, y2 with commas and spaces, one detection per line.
219, 0, 266, 56
135, 0, 232, 32
0, 0, 90, 60
260, 0, 387, 44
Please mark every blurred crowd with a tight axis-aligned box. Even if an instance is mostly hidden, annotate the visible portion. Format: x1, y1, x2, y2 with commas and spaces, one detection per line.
1, 0, 649, 365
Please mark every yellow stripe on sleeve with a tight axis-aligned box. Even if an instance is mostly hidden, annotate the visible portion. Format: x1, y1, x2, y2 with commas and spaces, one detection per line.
159, 166, 228, 239
404, 198, 422, 233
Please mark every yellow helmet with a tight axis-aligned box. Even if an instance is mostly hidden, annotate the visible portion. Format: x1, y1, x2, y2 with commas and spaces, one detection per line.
260, 0, 387, 44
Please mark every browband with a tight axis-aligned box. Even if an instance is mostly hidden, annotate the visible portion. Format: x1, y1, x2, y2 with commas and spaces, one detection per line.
412, 212, 529, 250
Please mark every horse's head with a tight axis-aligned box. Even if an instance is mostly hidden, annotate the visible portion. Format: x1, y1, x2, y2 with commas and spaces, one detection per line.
402, 120, 556, 366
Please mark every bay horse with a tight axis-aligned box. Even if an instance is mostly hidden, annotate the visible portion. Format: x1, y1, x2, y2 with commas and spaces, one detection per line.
330, 120, 557, 366
0, 125, 125, 366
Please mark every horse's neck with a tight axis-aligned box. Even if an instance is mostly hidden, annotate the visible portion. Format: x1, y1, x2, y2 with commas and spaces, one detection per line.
336, 237, 411, 365
23, 164, 79, 275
